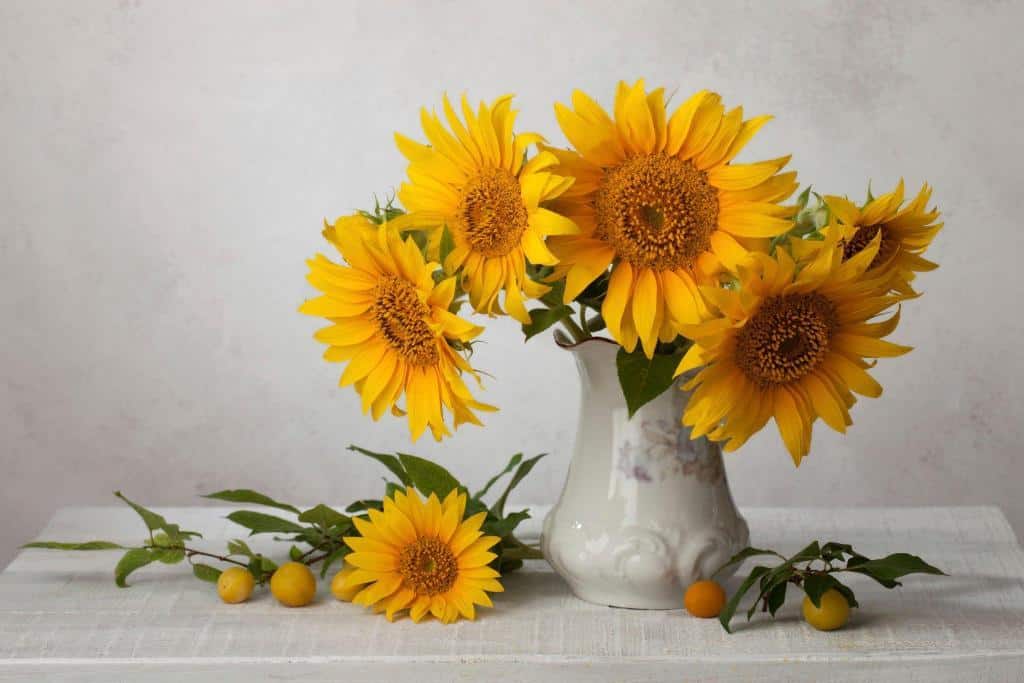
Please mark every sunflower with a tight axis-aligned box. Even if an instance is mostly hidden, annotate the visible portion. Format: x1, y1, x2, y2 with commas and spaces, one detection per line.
299, 214, 495, 442
820, 180, 942, 294
396, 94, 578, 324
676, 233, 911, 465
342, 487, 503, 623
545, 79, 798, 357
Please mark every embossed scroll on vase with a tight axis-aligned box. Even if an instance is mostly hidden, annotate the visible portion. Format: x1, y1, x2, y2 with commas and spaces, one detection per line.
542, 338, 749, 609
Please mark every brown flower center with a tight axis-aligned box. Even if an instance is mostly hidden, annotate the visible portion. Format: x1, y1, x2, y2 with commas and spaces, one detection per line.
455, 167, 528, 257
735, 293, 838, 387
372, 275, 439, 367
594, 153, 719, 271
842, 224, 898, 269
398, 536, 458, 596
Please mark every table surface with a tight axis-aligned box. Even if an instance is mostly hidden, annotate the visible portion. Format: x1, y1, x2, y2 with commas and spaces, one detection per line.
1, 505, 1022, 682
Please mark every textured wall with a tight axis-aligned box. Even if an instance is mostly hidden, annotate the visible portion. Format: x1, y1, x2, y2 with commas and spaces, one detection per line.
2, 0, 1022, 567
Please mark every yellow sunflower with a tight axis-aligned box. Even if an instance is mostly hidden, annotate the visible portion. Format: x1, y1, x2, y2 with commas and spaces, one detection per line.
299, 214, 495, 442
342, 487, 503, 623
676, 233, 911, 465
546, 79, 799, 357
821, 180, 942, 294
396, 94, 578, 324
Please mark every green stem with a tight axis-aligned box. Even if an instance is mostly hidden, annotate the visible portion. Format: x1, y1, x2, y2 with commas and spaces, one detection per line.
558, 310, 588, 343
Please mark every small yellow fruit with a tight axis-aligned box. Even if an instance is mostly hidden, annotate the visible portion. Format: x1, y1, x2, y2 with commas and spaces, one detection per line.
684, 579, 727, 618
217, 567, 255, 604
331, 565, 360, 602
270, 562, 317, 607
802, 588, 851, 631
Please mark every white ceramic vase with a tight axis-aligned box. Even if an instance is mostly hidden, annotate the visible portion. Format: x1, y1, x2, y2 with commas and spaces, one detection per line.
541, 338, 749, 609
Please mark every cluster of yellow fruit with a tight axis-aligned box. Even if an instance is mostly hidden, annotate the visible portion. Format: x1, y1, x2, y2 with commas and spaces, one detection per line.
216, 562, 358, 608
683, 579, 849, 631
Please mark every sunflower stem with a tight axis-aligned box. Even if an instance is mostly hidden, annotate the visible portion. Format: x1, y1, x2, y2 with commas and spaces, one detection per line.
559, 315, 588, 344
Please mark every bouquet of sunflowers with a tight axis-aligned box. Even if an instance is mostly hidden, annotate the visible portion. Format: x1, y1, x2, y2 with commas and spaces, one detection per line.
300, 79, 941, 465
28, 80, 943, 628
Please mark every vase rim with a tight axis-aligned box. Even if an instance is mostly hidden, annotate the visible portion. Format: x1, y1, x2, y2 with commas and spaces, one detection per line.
555, 335, 619, 351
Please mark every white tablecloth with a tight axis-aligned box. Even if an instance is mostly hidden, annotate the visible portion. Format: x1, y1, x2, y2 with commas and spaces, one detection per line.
1, 505, 1022, 682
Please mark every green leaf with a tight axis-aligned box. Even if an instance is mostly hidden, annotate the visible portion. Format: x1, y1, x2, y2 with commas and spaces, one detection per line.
226, 511, 305, 536
766, 580, 788, 616
802, 573, 838, 608
114, 491, 169, 533
844, 552, 945, 588
616, 347, 683, 419
485, 509, 530, 539
712, 547, 786, 578
345, 499, 382, 514
397, 453, 461, 499
719, 565, 771, 633
538, 278, 566, 308
438, 225, 456, 264
474, 453, 523, 500
347, 445, 411, 486
23, 541, 125, 551
384, 481, 403, 500
298, 504, 349, 531
114, 548, 156, 587
492, 453, 546, 518
114, 491, 201, 542
747, 569, 795, 621
820, 542, 856, 563
227, 539, 255, 558
786, 541, 822, 565
248, 554, 277, 580
522, 305, 573, 342
202, 489, 299, 514
152, 547, 185, 564
829, 578, 859, 608
319, 547, 349, 579
192, 563, 222, 583
289, 545, 304, 562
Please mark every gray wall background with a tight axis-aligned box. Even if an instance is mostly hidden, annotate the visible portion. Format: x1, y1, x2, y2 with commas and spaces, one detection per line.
2, 0, 1022, 567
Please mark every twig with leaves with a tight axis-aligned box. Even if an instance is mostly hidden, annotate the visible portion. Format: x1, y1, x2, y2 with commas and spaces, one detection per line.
714, 541, 946, 633
23, 444, 546, 589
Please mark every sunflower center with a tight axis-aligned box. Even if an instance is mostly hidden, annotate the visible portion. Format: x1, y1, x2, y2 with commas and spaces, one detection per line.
372, 275, 439, 367
735, 293, 838, 387
398, 536, 458, 596
455, 167, 529, 257
594, 153, 719, 271
842, 224, 898, 269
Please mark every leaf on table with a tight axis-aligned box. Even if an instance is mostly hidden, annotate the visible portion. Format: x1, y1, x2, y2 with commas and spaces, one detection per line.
484, 509, 531, 539
226, 511, 305, 536
819, 541, 856, 563
298, 504, 349, 531
474, 453, 523, 500
345, 499, 383, 514
347, 445, 411, 486
766, 580, 788, 616
202, 489, 299, 514
801, 573, 839, 608
114, 491, 201, 542
114, 548, 157, 587
192, 563, 222, 583
712, 547, 786, 578
491, 454, 546, 518
719, 565, 771, 633
845, 552, 946, 588
319, 547, 350, 579
227, 539, 255, 558
397, 453, 461, 499
22, 541, 125, 551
